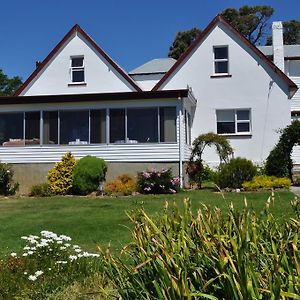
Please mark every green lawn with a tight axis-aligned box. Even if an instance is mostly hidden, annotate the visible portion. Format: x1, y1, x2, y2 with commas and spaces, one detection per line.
0, 189, 296, 258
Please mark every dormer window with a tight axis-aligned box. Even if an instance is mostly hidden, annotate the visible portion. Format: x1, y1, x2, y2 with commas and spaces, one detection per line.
213, 46, 229, 74
71, 56, 85, 83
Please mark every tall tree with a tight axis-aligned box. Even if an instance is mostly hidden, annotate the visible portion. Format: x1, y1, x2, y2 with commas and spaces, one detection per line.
0, 70, 22, 96
266, 20, 300, 45
168, 5, 274, 59
168, 28, 201, 60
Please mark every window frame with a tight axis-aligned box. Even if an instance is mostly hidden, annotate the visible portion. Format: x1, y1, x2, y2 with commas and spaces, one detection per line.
213, 45, 229, 75
216, 109, 251, 135
70, 56, 85, 83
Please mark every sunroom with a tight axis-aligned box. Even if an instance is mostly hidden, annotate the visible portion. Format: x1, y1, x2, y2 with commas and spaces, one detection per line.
0, 89, 196, 188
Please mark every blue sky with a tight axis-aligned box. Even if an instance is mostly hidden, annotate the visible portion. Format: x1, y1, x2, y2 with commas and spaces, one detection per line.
1, 0, 299, 80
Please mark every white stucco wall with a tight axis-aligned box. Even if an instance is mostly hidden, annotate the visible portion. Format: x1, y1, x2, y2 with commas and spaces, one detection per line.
159, 22, 291, 165
21, 32, 135, 96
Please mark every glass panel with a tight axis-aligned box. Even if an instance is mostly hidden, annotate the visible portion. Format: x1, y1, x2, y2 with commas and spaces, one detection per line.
127, 108, 158, 143
160, 107, 176, 142
217, 110, 234, 122
214, 47, 228, 59
217, 122, 235, 134
72, 57, 83, 67
237, 110, 250, 121
43, 111, 58, 144
0, 113, 24, 146
237, 122, 250, 132
60, 110, 89, 145
72, 69, 85, 82
110, 109, 125, 143
215, 61, 228, 73
25, 112, 40, 145
90, 110, 106, 144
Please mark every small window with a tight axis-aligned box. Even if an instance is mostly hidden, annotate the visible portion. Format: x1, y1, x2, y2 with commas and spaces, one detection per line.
214, 46, 229, 74
71, 57, 85, 82
216, 109, 251, 134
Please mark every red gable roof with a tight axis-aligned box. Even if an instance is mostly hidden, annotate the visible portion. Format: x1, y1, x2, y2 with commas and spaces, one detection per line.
152, 15, 298, 96
15, 24, 142, 95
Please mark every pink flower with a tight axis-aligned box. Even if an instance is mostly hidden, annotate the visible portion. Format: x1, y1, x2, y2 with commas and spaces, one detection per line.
144, 187, 151, 192
142, 171, 151, 179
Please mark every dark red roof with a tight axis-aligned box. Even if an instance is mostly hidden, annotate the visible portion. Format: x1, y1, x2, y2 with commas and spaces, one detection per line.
152, 15, 298, 95
15, 24, 142, 95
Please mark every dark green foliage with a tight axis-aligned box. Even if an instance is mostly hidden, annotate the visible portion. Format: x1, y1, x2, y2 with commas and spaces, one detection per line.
0, 69, 22, 96
29, 183, 53, 197
187, 132, 233, 188
221, 5, 274, 45
168, 28, 201, 59
215, 157, 257, 189
0, 163, 19, 195
72, 156, 107, 195
137, 168, 180, 194
265, 120, 300, 178
267, 19, 300, 45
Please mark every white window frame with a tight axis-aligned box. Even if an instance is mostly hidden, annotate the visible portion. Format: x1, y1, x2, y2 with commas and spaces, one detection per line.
70, 56, 85, 83
216, 109, 251, 135
213, 46, 229, 75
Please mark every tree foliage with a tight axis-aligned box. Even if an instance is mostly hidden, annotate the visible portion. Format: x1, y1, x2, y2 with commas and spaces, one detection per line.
187, 132, 233, 188
0, 69, 22, 96
221, 5, 274, 45
168, 28, 201, 60
265, 120, 300, 179
266, 20, 300, 45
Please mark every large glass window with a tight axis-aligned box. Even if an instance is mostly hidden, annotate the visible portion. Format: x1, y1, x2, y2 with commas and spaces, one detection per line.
127, 108, 158, 143
160, 107, 176, 142
0, 113, 23, 146
60, 110, 89, 144
43, 111, 58, 144
185, 110, 191, 145
110, 109, 125, 143
216, 109, 251, 134
25, 112, 40, 145
90, 110, 106, 144
214, 46, 229, 74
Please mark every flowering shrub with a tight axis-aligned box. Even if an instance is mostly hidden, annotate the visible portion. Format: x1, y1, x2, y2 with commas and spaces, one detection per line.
104, 174, 136, 196
0, 163, 19, 195
137, 168, 180, 194
47, 152, 76, 195
242, 175, 291, 191
0, 230, 101, 298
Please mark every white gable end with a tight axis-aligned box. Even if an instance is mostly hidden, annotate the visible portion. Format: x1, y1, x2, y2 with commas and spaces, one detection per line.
21, 32, 136, 96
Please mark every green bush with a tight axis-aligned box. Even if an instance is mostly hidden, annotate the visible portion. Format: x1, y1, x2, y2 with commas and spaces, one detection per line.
47, 152, 76, 195
215, 157, 257, 189
137, 168, 180, 194
0, 163, 19, 195
72, 156, 107, 195
29, 183, 53, 197
242, 175, 291, 191
100, 200, 300, 299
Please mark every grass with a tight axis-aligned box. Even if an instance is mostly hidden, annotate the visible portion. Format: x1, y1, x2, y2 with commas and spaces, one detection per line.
0, 188, 296, 258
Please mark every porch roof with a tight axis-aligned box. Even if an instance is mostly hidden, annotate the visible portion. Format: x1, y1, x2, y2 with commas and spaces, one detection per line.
0, 89, 195, 105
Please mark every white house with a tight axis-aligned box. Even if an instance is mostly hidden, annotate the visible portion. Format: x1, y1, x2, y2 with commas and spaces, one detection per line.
0, 16, 297, 192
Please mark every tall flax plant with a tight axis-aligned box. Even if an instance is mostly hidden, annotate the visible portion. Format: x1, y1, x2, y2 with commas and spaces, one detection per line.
100, 198, 300, 299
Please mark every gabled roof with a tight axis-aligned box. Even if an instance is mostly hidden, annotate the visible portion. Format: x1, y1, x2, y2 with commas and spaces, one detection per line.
129, 58, 177, 75
15, 24, 142, 95
152, 15, 298, 95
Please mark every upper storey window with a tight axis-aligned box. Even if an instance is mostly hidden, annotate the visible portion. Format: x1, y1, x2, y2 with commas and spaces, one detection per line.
70, 56, 85, 83
213, 46, 229, 74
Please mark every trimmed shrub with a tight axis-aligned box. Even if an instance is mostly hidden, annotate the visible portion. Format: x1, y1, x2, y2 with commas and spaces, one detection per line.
215, 157, 257, 189
137, 168, 180, 194
242, 175, 291, 191
29, 183, 53, 197
104, 174, 136, 196
0, 163, 19, 195
72, 156, 107, 195
47, 152, 76, 195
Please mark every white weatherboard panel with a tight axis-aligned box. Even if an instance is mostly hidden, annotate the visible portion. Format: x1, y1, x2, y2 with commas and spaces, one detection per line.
292, 146, 300, 165
0, 144, 180, 164
290, 77, 300, 111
